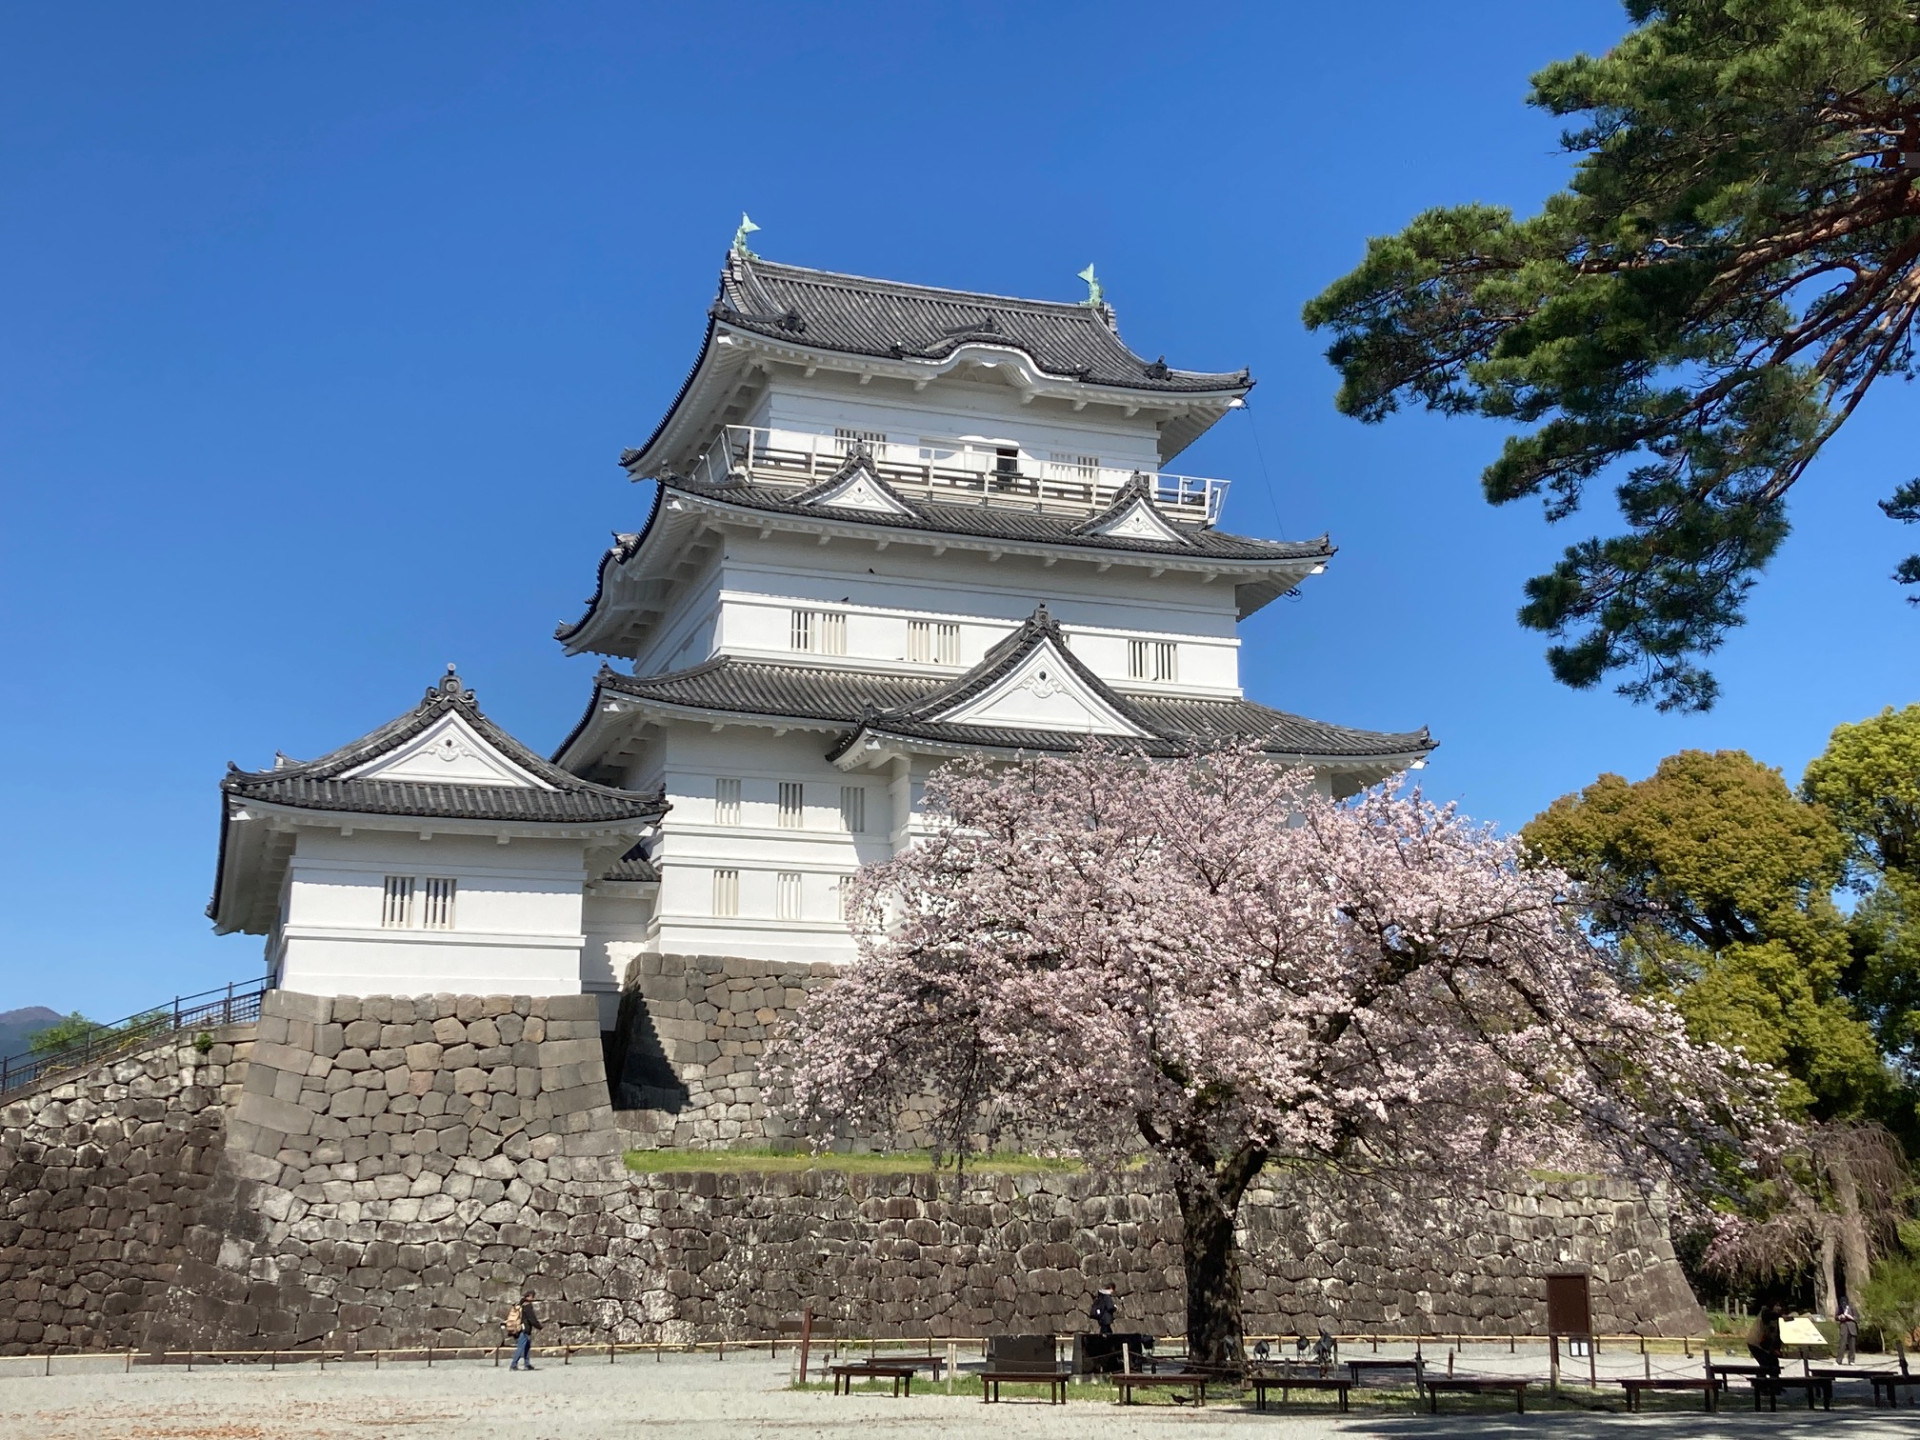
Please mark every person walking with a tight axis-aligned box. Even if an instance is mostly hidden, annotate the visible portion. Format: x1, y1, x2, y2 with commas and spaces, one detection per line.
1090, 1285, 1117, 1338
507, 1289, 541, 1371
1837, 1295, 1860, 1365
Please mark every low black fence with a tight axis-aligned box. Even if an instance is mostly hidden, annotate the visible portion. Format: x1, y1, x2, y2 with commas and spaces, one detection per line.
0, 976, 270, 1099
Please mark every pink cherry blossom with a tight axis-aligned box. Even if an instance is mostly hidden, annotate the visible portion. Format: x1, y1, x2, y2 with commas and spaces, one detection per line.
779, 745, 1785, 1366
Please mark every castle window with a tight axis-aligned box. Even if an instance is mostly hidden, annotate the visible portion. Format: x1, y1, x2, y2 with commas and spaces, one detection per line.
791, 609, 847, 655
711, 869, 740, 918
839, 785, 866, 833
422, 877, 457, 930
776, 871, 802, 921
908, 619, 960, 665
1128, 639, 1178, 683
714, 777, 741, 826
779, 782, 804, 828
381, 876, 415, 928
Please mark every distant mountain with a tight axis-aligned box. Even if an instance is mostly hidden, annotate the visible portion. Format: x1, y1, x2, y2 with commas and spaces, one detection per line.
0, 1006, 65, 1059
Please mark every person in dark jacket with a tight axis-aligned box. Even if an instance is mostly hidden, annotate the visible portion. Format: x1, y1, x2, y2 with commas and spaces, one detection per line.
508, 1290, 541, 1371
1746, 1303, 1784, 1381
1090, 1285, 1117, 1337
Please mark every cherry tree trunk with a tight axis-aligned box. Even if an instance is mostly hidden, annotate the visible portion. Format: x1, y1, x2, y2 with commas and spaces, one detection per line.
1173, 1169, 1246, 1370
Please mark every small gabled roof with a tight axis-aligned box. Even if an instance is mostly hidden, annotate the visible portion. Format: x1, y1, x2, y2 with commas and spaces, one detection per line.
718, 253, 1249, 395
211, 669, 667, 936
220, 668, 667, 826
825, 607, 1434, 773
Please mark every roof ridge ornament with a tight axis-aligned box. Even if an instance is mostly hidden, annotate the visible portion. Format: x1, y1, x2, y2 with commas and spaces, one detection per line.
1077, 263, 1103, 308
428, 663, 472, 706
732, 213, 761, 259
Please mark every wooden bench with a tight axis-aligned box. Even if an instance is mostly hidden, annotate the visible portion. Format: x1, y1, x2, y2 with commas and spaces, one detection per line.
1250, 1373, 1351, 1411
1749, 1375, 1833, 1411
1870, 1374, 1920, 1407
1617, 1377, 1718, 1412
1113, 1371, 1209, 1406
979, 1370, 1069, 1404
829, 1362, 916, 1397
1348, 1357, 1427, 1390
1425, 1377, 1529, 1413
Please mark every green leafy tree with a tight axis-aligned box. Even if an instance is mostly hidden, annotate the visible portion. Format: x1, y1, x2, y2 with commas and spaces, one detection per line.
28, 1012, 107, 1055
1304, 1, 1920, 711
1804, 704, 1920, 1082
1522, 749, 1886, 1118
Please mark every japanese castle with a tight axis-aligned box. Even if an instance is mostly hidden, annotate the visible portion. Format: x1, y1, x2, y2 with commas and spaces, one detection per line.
211, 237, 1433, 1019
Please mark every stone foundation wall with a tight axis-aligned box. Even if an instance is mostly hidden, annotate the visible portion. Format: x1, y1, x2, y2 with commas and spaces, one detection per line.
612, 953, 826, 1148
0, 1026, 247, 1353
1, 985, 1709, 1356
624, 1168, 1705, 1340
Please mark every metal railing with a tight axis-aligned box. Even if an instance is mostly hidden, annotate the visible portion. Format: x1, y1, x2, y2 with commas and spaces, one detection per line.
0, 976, 269, 1098
685, 425, 1229, 525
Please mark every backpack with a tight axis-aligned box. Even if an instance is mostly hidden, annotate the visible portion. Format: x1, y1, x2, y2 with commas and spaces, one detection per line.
506, 1303, 523, 1335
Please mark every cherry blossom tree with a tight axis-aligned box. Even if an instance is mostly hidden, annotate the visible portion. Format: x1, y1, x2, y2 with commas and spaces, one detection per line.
781, 746, 1782, 1367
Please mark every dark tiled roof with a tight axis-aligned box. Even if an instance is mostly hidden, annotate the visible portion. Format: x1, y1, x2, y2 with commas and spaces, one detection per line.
223, 669, 667, 826
717, 253, 1250, 395
598, 657, 941, 721
667, 473, 1328, 562
600, 843, 658, 883
574, 628, 1431, 769
826, 607, 1432, 763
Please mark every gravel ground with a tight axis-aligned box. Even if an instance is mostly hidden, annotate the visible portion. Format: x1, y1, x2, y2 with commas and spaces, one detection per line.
0, 1348, 1913, 1440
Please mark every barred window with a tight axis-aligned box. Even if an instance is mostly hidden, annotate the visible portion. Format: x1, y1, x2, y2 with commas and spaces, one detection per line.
1128, 639, 1178, 682
778, 782, 804, 828
711, 869, 739, 918
422, 877, 456, 930
714, 777, 741, 826
791, 609, 847, 655
908, 619, 960, 665
776, 871, 802, 922
381, 876, 414, 928
833, 426, 886, 455
839, 785, 866, 834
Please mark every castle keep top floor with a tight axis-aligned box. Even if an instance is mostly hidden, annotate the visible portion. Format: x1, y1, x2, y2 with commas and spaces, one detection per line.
558, 250, 1336, 691
625, 249, 1254, 502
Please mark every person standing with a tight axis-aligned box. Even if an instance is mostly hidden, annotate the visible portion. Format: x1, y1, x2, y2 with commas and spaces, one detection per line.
1746, 1303, 1784, 1382
507, 1289, 541, 1371
1090, 1285, 1117, 1338
1837, 1295, 1860, 1365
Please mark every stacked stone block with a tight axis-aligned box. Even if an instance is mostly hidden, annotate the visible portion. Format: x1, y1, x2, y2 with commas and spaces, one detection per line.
0, 1028, 248, 1355
614, 953, 830, 1147
621, 1169, 1706, 1343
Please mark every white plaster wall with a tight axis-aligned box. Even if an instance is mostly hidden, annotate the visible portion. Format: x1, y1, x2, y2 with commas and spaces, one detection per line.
583, 888, 654, 1027
702, 537, 1242, 695
276, 829, 591, 998
646, 725, 887, 963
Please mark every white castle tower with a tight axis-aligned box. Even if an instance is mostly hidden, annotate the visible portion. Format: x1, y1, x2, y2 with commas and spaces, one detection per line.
550, 243, 1433, 969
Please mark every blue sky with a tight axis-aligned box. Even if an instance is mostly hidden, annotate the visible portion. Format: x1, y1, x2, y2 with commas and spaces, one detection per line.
2, 2, 1914, 1018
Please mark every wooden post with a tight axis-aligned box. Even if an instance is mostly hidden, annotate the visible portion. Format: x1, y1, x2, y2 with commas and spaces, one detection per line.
1588, 1337, 1597, 1390
797, 1306, 815, 1386
946, 1341, 957, 1395
1644, 1351, 1651, 1379
1549, 1333, 1559, 1398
